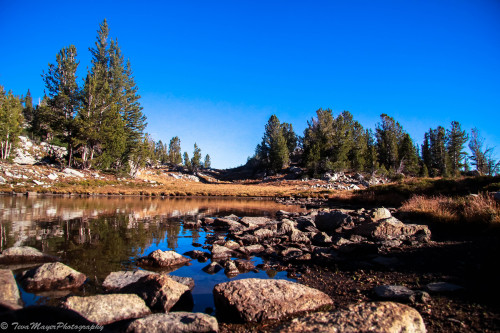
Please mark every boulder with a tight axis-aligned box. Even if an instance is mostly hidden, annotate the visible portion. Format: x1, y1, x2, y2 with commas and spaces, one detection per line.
137, 250, 190, 268
120, 274, 190, 312
237, 244, 265, 256
370, 207, 392, 221
18, 262, 86, 292
223, 260, 240, 277
211, 245, 233, 260
240, 216, 271, 227
278, 302, 426, 333
62, 294, 151, 326
234, 259, 256, 272
47, 173, 58, 180
352, 217, 431, 242
213, 278, 333, 322
202, 262, 223, 274
0, 246, 59, 264
374, 285, 430, 303
213, 218, 242, 231
126, 312, 218, 333
314, 211, 353, 233
63, 168, 85, 178
0, 269, 23, 310
103, 270, 194, 292
0, 175, 6, 184
426, 282, 464, 293
184, 250, 210, 262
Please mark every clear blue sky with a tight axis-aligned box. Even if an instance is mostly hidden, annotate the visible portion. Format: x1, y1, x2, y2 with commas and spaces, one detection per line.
1, 0, 499, 169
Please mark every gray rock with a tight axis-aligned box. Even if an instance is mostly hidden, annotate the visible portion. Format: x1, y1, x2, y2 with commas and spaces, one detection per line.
315, 211, 353, 232
213, 278, 333, 322
126, 312, 218, 333
213, 218, 242, 231
63, 168, 85, 178
253, 228, 274, 240
0, 246, 59, 264
312, 232, 333, 245
277, 301, 426, 333
426, 282, 464, 292
137, 250, 190, 268
211, 244, 233, 259
353, 217, 431, 242
240, 216, 271, 226
0, 269, 23, 310
103, 270, 195, 292
202, 262, 223, 274
373, 285, 428, 303
184, 250, 209, 262
19, 262, 86, 292
223, 260, 240, 277
62, 294, 151, 326
120, 274, 190, 312
370, 207, 392, 221
234, 259, 256, 272
0, 175, 6, 184
169, 275, 195, 291
223, 240, 240, 250
237, 244, 265, 256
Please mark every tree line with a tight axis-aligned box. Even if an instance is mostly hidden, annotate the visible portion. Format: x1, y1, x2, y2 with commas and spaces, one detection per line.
0, 20, 211, 174
251, 109, 499, 177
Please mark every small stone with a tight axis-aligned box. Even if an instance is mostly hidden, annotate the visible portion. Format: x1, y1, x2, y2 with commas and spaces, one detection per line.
202, 262, 223, 274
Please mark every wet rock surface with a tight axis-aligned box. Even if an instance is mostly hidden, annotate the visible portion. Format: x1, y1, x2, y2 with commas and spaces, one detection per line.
277, 302, 426, 333
0, 269, 23, 310
213, 278, 333, 322
136, 250, 190, 268
0, 246, 59, 264
62, 294, 151, 326
126, 312, 219, 333
18, 262, 86, 292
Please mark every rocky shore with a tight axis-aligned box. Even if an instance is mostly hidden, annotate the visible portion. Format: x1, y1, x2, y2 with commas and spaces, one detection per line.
1, 205, 499, 332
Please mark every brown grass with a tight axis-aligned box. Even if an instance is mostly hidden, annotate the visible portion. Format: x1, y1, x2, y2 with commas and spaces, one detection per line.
400, 193, 500, 224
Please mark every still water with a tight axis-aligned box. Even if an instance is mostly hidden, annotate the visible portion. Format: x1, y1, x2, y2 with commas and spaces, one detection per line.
0, 195, 305, 313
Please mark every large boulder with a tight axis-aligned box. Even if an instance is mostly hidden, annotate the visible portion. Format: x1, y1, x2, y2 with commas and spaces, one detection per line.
240, 216, 271, 227
314, 211, 353, 233
103, 270, 194, 293
370, 207, 392, 221
0, 269, 23, 310
213, 278, 333, 323
126, 312, 218, 333
352, 217, 431, 242
137, 250, 190, 268
278, 302, 426, 332
62, 294, 151, 326
0, 246, 59, 265
210, 245, 233, 260
120, 274, 190, 312
18, 262, 86, 291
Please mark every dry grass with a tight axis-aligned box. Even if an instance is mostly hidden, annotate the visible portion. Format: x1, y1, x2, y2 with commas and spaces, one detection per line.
400, 193, 500, 224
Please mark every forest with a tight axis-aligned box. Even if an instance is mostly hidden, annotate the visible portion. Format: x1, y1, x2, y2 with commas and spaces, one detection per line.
1, 20, 498, 178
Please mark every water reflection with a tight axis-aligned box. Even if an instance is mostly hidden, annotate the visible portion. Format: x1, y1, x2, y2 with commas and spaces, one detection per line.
0, 195, 303, 312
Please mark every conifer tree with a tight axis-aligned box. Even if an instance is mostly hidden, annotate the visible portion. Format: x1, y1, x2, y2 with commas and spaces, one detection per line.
23, 89, 34, 124
183, 152, 191, 170
168, 136, 182, 165
375, 114, 404, 172
398, 133, 419, 175
0, 86, 24, 159
446, 121, 468, 176
469, 128, 489, 175
191, 143, 202, 172
302, 108, 334, 175
281, 122, 297, 155
256, 115, 289, 173
364, 129, 378, 173
42, 45, 80, 165
204, 154, 211, 169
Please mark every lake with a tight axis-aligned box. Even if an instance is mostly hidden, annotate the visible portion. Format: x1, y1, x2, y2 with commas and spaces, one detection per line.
0, 195, 305, 313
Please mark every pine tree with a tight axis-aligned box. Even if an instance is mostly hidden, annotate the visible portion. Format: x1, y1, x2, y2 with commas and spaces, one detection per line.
375, 114, 404, 172
204, 154, 211, 169
256, 115, 290, 173
183, 152, 191, 170
446, 121, 468, 176
302, 108, 334, 175
469, 128, 490, 175
281, 122, 297, 156
364, 129, 378, 173
42, 45, 80, 165
168, 136, 182, 165
191, 143, 202, 172
0, 87, 24, 159
398, 133, 419, 175
23, 89, 34, 124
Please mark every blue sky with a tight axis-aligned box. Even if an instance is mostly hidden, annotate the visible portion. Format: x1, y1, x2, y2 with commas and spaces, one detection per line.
1, 0, 499, 169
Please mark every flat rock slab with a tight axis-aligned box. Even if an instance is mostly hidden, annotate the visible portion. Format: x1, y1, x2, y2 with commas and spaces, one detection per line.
18, 262, 86, 292
103, 270, 195, 292
426, 282, 464, 292
213, 278, 333, 323
62, 294, 151, 326
0, 246, 59, 265
240, 216, 271, 226
121, 274, 190, 312
126, 312, 218, 333
0, 269, 23, 310
278, 301, 426, 333
137, 250, 190, 268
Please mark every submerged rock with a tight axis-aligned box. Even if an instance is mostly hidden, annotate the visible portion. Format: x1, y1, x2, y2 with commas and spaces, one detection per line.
0, 269, 23, 310
278, 301, 426, 333
18, 262, 86, 292
126, 312, 218, 333
62, 294, 151, 326
120, 274, 190, 312
213, 278, 333, 323
137, 250, 190, 268
0, 246, 59, 265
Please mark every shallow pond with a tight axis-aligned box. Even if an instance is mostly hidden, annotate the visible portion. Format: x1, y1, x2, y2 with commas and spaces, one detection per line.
0, 195, 305, 314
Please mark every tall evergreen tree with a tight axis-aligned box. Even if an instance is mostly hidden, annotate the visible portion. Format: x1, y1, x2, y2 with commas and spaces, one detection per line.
23, 89, 34, 124
204, 154, 211, 169
183, 152, 191, 169
375, 114, 404, 172
256, 115, 289, 173
446, 121, 468, 176
469, 127, 489, 175
168, 136, 182, 165
364, 129, 378, 173
398, 133, 419, 175
0, 87, 24, 159
302, 108, 334, 175
281, 122, 297, 155
191, 143, 202, 172
42, 45, 80, 165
